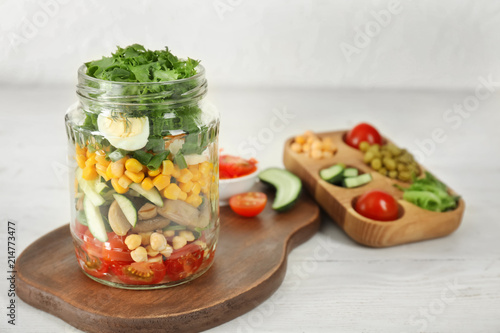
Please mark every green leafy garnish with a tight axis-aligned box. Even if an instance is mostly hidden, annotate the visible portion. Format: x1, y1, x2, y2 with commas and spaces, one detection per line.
395, 172, 460, 212
85, 44, 200, 83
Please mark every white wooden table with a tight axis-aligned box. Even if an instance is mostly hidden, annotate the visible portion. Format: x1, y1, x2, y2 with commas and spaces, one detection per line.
1, 86, 499, 332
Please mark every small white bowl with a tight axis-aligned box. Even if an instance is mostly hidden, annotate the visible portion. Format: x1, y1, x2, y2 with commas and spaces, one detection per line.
219, 169, 259, 206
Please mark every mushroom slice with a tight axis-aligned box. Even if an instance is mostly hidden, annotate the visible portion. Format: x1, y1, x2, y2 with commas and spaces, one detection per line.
108, 200, 131, 236
157, 199, 200, 227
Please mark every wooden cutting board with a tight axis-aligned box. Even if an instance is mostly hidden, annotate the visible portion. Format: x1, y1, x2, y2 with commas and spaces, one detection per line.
283, 130, 465, 248
16, 183, 320, 333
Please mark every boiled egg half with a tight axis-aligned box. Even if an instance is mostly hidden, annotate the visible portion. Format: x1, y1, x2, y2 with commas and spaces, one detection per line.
97, 114, 149, 150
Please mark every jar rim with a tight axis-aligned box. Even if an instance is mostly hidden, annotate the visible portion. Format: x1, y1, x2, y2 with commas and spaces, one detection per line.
77, 63, 206, 87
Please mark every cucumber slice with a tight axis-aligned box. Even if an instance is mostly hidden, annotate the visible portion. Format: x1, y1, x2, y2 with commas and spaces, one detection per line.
343, 168, 359, 178
83, 196, 108, 242
76, 210, 88, 226
129, 183, 164, 207
343, 173, 372, 188
320, 164, 345, 184
76, 168, 105, 206
259, 168, 302, 212
95, 181, 110, 195
113, 194, 138, 227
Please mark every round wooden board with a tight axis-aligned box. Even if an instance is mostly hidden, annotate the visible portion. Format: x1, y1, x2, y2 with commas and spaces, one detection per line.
16, 183, 320, 333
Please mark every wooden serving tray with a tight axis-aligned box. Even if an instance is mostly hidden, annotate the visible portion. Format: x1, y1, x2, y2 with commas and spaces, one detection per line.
283, 130, 465, 248
16, 183, 320, 333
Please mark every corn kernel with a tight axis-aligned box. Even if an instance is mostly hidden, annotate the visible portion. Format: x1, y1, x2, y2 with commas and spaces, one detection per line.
186, 193, 202, 207
162, 160, 174, 175
86, 150, 95, 159
191, 169, 201, 181
125, 170, 145, 183
76, 155, 86, 169
95, 152, 109, 166
85, 156, 97, 168
82, 166, 98, 180
111, 178, 128, 194
95, 163, 107, 173
199, 161, 210, 175
179, 181, 193, 192
141, 177, 154, 191
164, 183, 181, 200
153, 174, 171, 191
96, 170, 110, 182
76, 144, 86, 155
178, 191, 188, 201
191, 182, 201, 195
172, 165, 181, 178
106, 164, 114, 179
118, 175, 133, 188
125, 158, 143, 173
177, 169, 193, 183
110, 161, 124, 178
148, 168, 161, 177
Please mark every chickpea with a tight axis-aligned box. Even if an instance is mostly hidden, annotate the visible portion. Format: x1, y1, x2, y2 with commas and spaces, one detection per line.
163, 230, 175, 238
130, 246, 148, 262
139, 231, 153, 246
179, 230, 195, 242
150, 232, 167, 251
172, 236, 187, 250
124, 234, 142, 250
291, 142, 302, 153
145, 244, 159, 257
160, 245, 173, 258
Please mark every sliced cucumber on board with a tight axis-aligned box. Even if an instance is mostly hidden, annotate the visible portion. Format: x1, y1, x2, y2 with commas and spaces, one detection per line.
319, 164, 345, 184
343, 168, 359, 178
83, 196, 108, 242
343, 173, 372, 188
113, 194, 138, 227
76, 168, 105, 206
258, 168, 302, 212
129, 183, 164, 207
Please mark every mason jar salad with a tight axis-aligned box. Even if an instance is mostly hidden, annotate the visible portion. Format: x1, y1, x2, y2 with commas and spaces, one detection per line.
65, 44, 219, 289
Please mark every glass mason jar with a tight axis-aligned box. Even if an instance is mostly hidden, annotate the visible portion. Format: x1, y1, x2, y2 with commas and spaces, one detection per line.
65, 64, 219, 289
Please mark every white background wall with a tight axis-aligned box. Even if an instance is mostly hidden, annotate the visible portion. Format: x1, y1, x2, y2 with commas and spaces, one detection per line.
1, 0, 499, 89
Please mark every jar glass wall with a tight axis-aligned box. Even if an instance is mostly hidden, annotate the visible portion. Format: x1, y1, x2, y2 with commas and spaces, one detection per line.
65, 65, 219, 289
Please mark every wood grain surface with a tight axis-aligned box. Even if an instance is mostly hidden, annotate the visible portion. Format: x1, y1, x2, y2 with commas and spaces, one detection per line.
15, 183, 320, 333
283, 130, 465, 247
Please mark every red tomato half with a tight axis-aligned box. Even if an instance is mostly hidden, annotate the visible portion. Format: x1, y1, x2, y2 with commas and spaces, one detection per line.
165, 243, 204, 282
219, 155, 258, 179
102, 232, 133, 263
75, 246, 109, 278
355, 190, 399, 221
229, 192, 267, 217
345, 123, 383, 149
112, 262, 167, 285
83, 229, 104, 258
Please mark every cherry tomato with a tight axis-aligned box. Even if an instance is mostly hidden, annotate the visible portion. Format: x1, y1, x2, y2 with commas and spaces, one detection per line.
75, 246, 109, 278
83, 229, 104, 258
112, 262, 167, 285
355, 190, 399, 221
219, 155, 258, 179
101, 232, 133, 263
165, 243, 204, 282
73, 220, 88, 241
229, 192, 267, 217
345, 123, 383, 149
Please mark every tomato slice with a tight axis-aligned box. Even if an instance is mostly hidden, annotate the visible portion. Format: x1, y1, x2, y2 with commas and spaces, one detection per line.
83, 229, 104, 258
345, 123, 383, 149
355, 190, 399, 221
165, 243, 204, 282
102, 232, 133, 263
229, 192, 267, 217
74, 220, 88, 241
112, 262, 167, 285
219, 155, 258, 179
75, 246, 109, 278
